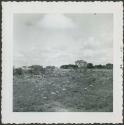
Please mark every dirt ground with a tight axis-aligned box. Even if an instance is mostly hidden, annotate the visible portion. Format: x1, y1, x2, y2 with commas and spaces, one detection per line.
13, 68, 113, 112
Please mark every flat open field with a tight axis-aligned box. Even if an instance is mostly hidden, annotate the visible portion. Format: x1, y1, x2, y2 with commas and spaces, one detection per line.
13, 68, 113, 112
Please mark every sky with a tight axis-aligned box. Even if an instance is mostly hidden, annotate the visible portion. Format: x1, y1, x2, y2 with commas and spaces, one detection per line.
13, 14, 113, 67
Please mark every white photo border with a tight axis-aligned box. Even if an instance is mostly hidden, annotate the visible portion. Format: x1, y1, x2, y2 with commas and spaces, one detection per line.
1, 1, 123, 124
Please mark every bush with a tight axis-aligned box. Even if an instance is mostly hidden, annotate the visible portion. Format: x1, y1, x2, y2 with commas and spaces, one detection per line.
94, 65, 105, 69
106, 63, 113, 69
13, 68, 23, 75
60, 64, 78, 69
45, 66, 56, 70
28, 65, 44, 75
87, 63, 94, 69
45, 66, 56, 74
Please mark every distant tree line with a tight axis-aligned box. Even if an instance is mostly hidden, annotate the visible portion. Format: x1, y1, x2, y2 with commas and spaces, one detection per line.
87, 63, 113, 69
60, 63, 113, 69
13, 63, 113, 75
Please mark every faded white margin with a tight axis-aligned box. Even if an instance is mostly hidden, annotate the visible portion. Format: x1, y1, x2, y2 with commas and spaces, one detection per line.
1, 1, 123, 124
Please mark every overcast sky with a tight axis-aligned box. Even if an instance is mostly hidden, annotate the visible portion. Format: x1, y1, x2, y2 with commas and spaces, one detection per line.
14, 14, 113, 67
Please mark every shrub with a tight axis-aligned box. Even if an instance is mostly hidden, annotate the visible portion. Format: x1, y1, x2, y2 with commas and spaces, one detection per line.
28, 65, 44, 75
13, 68, 23, 75
87, 63, 94, 68
94, 65, 105, 69
45, 66, 56, 74
106, 63, 113, 69
60, 64, 78, 69
45, 66, 56, 70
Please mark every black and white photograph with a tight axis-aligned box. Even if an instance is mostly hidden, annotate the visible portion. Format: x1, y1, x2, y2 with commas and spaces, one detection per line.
2, 2, 123, 124
13, 13, 113, 112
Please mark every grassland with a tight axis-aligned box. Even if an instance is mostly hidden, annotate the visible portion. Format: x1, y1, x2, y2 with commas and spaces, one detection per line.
13, 68, 113, 112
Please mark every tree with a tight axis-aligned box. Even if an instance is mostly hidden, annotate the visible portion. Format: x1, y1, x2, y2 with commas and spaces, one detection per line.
106, 63, 113, 69
75, 60, 87, 68
87, 63, 94, 68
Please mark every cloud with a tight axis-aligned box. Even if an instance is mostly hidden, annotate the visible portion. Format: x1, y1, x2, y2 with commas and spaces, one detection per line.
14, 14, 113, 67
37, 14, 76, 29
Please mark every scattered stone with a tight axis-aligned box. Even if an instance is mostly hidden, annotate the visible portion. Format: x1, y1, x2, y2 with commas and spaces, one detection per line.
89, 84, 94, 87
43, 97, 47, 99
51, 92, 56, 95
62, 88, 66, 91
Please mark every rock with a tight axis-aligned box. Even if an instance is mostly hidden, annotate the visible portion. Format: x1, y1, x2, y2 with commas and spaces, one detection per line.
62, 88, 66, 91
89, 84, 94, 87
43, 97, 47, 99
51, 92, 56, 95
